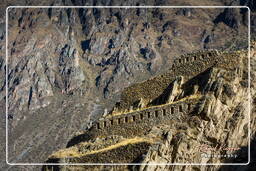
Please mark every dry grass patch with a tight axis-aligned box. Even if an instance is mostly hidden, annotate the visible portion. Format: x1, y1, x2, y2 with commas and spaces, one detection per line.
50, 137, 154, 159
109, 93, 202, 118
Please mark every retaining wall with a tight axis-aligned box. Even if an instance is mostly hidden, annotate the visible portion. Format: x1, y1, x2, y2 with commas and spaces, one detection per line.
118, 50, 243, 111
66, 51, 244, 147
85, 98, 198, 141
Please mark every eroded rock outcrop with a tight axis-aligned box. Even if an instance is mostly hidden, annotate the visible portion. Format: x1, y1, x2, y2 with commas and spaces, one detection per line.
43, 46, 252, 171
0, 2, 255, 170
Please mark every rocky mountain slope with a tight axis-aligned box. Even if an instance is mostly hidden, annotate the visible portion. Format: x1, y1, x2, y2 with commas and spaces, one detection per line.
42, 44, 254, 170
0, 0, 256, 170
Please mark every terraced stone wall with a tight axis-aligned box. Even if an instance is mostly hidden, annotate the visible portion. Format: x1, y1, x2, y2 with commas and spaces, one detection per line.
86, 98, 198, 140
118, 50, 223, 111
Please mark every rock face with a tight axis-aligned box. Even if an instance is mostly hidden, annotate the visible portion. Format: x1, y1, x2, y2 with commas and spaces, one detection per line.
43, 46, 254, 171
166, 76, 184, 103
214, 8, 242, 29
0, 0, 255, 170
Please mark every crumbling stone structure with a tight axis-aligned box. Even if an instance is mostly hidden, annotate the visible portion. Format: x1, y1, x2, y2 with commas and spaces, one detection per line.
88, 98, 198, 141
117, 50, 244, 111
67, 50, 245, 147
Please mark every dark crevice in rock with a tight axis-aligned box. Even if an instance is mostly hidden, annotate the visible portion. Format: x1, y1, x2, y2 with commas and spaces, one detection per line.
81, 39, 90, 51
108, 39, 114, 49
162, 21, 173, 32
214, 8, 241, 29
47, 6, 52, 19
93, 8, 101, 23
114, 11, 122, 26
28, 86, 33, 109
240, 0, 256, 12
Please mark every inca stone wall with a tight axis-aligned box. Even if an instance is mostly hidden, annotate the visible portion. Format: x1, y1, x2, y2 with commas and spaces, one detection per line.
67, 50, 245, 147
118, 50, 243, 111
85, 98, 199, 141
44, 141, 151, 169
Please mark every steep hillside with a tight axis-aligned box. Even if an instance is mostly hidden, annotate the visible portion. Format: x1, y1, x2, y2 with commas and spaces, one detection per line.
43, 46, 253, 170
0, 0, 255, 170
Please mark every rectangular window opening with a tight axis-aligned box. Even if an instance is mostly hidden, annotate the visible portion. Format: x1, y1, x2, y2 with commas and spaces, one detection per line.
179, 105, 183, 112
163, 109, 166, 116
132, 115, 136, 122
171, 107, 174, 114
155, 110, 158, 117
140, 113, 143, 120
148, 112, 151, 118
125, 117, 128, 123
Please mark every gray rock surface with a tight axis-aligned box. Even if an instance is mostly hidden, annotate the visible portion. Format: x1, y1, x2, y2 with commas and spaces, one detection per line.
0, 0, 255, 170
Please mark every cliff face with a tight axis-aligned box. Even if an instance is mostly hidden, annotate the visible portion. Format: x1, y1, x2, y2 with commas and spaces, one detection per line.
0, 0, 256, 170
43, 45, 254, 170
